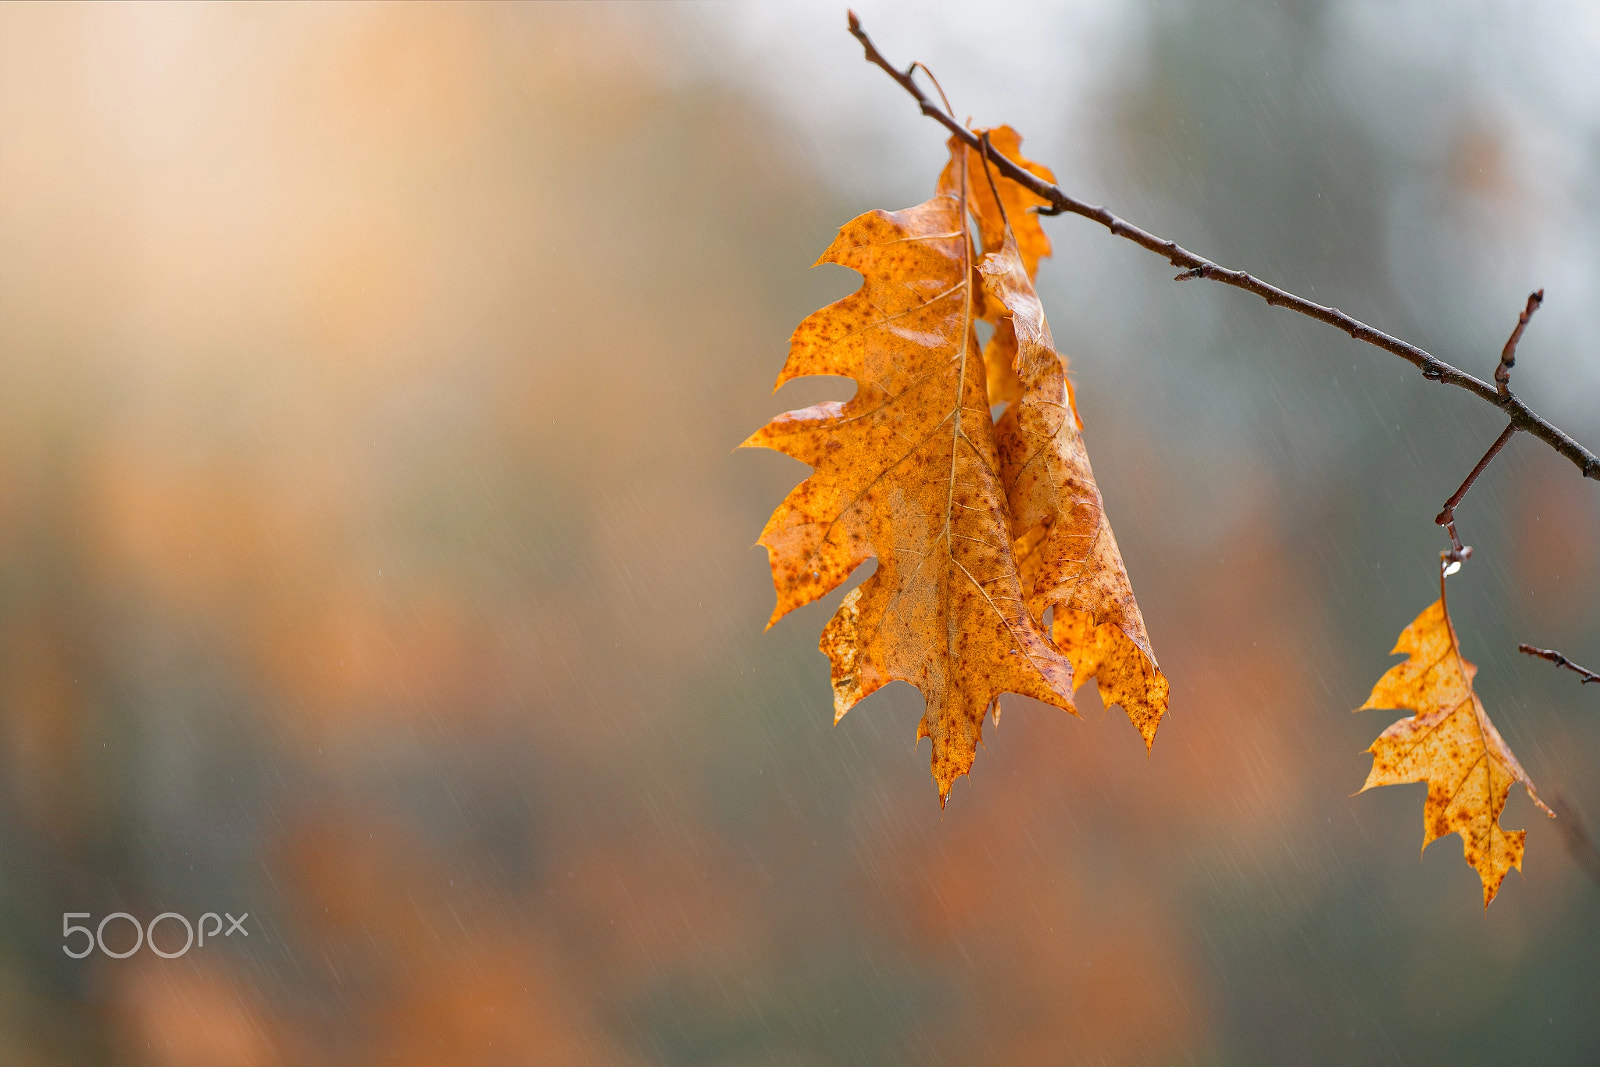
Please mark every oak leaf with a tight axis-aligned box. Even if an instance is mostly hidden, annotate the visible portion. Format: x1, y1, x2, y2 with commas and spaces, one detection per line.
977, 231, 1169, 748
743, 159, 1075, 804
1357, 575, 1554, 906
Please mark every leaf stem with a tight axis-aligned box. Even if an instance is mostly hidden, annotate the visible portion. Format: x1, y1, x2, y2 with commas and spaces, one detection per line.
1434, 422, 1518, 564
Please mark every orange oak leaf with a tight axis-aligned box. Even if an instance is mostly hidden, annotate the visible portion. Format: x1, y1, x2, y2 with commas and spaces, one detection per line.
977, 229, 1169, 749
1357, 573, 1554, 907
743, 161, 1076, 804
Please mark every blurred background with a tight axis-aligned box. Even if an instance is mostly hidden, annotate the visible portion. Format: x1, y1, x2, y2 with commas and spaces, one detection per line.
2, 1, 1597, 1064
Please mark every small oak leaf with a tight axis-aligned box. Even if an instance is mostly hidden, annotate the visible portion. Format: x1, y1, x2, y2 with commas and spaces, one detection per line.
1357, 575, 1555, 907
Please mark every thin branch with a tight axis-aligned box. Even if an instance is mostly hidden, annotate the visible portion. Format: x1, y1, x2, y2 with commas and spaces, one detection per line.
845, 11, 1600, 484
1433, 422, 1518, 563
1495, 289, 1543, 398
1519, 644, 1600, 684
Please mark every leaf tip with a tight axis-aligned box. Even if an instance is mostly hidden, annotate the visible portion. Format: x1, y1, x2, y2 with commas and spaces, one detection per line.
763, 584, 788, 631
1481, 869, 1511, 909
1529, 787, 1555, 819
1120, 698, 1160, 753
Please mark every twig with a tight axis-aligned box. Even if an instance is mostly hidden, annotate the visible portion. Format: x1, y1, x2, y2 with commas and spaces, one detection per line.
1519, 644, 1600, 684
1430, 295, 1550, 561
1434, 423, 1518, 563
1495, 289, 1543, 399
844, 11, 1600, 484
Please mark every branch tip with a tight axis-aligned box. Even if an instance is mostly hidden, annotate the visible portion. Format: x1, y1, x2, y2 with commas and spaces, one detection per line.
1519, 644, 1600, 685
845, 16, 1600, 483
1496, 289, 1545, 398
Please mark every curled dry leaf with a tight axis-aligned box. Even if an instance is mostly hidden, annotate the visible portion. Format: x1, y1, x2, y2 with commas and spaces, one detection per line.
937, 126, 1055, 409
938, 126, 1056, 279
946, 126, 1167, 747
1357, 573, 1554, 907
977, 232, 1169, 748
742, 158, 1075, 805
